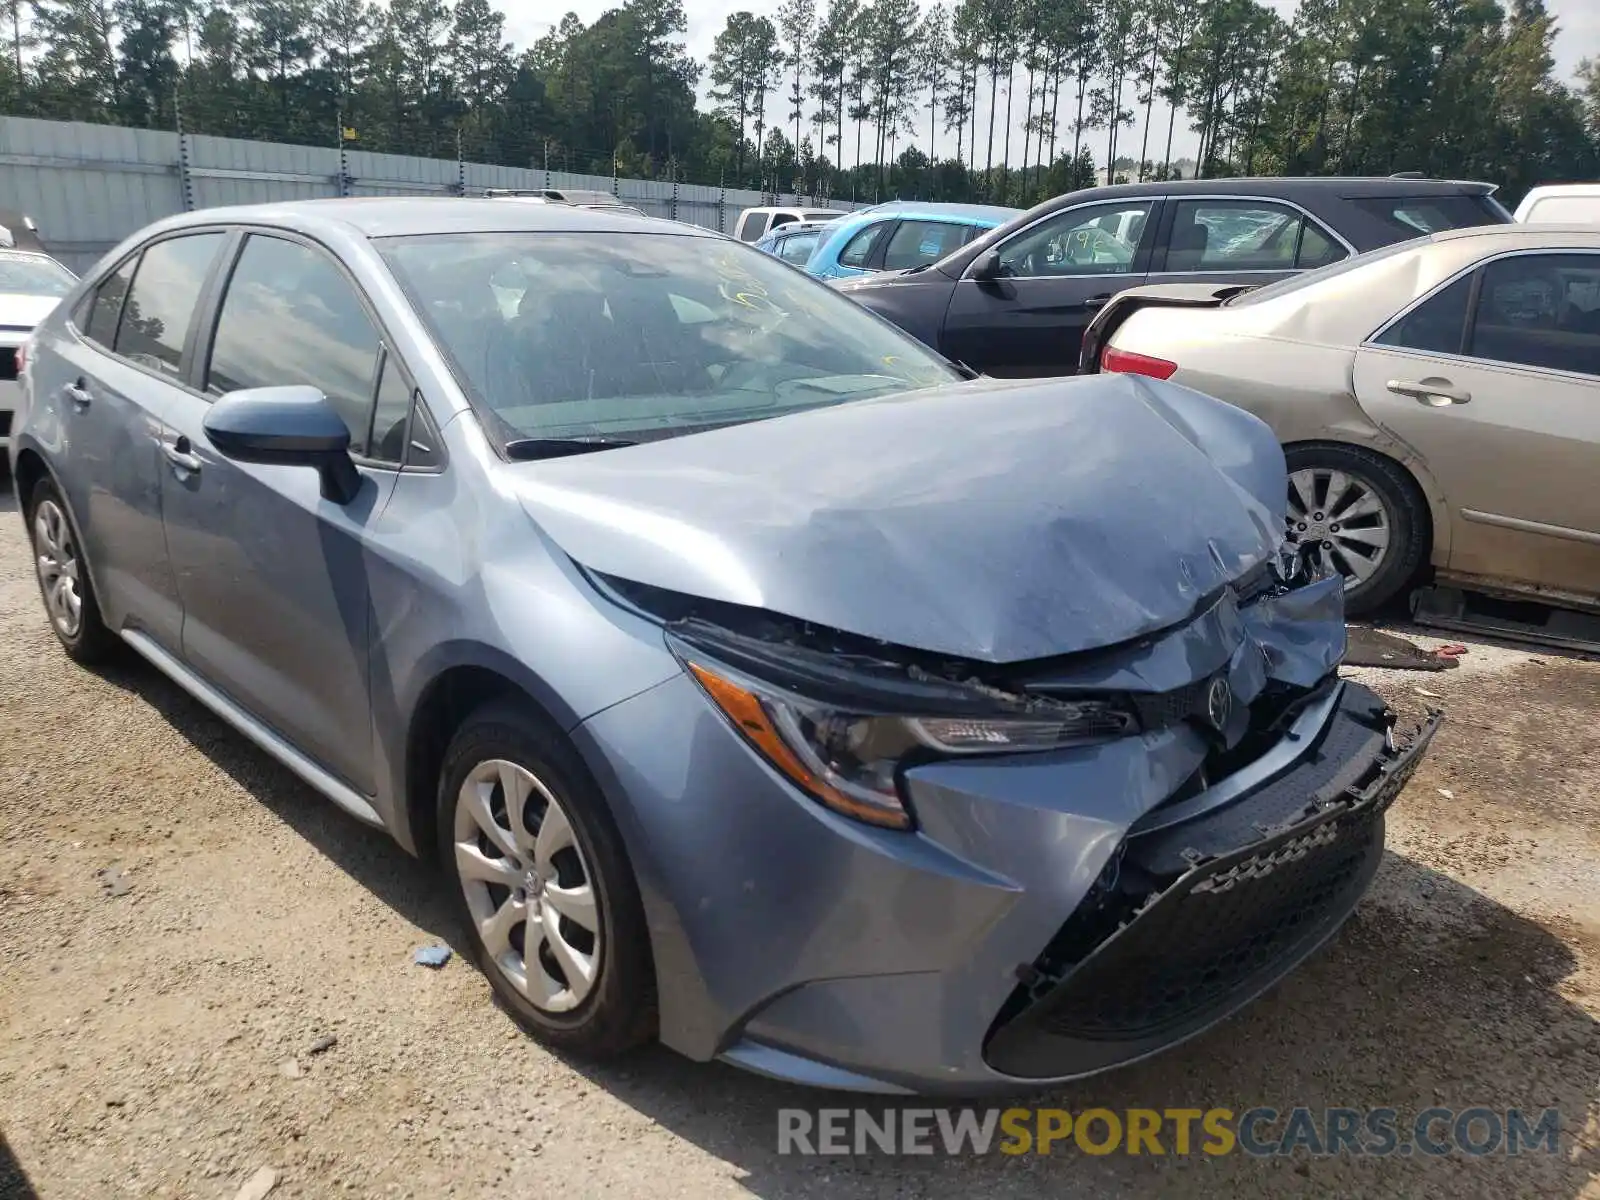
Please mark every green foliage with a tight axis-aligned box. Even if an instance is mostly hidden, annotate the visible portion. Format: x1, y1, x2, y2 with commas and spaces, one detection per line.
2, 0, 1594, 202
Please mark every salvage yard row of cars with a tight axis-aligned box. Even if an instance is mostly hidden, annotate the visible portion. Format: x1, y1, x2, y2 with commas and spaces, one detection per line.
1, 174, 1590, 1095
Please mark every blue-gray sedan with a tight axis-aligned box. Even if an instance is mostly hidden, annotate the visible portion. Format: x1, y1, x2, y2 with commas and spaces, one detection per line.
11, 199, 1438, 1095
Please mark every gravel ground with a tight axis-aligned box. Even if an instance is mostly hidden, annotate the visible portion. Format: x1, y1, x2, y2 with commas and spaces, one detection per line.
0, 479, 1596, 1200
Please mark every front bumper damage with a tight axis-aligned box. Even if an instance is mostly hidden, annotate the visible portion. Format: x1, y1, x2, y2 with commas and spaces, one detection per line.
985, 682, 1441, 1079
575, 556, 1441, 1095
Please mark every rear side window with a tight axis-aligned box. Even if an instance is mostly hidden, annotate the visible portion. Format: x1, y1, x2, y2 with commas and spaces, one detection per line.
882, 220, 969, 271
737, 212, 766, 241
206, 234, 383, 456
776, 232, 820, 265
1164, 200, 1345, 272
1374, 275, 1473, 353
1468, 253, 1600, 376
84, 257, 137, 346
113, 233, 226, 377
1349, 195, 1507, 238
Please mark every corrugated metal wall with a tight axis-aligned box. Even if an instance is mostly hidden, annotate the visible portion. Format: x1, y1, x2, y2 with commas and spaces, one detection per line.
0, 116, 858, 273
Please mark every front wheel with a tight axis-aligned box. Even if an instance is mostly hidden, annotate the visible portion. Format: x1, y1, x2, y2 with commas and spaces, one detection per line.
1283, 444, 1429, 616
438, 701, 656, 1056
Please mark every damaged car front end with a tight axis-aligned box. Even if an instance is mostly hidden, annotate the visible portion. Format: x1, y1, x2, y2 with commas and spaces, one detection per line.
522, 373, 1440, 1096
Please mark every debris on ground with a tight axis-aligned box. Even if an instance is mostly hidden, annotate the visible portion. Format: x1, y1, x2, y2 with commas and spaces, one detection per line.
413, 944, 452, 968
233, 1166, 279, 1200
96, 865, 132, 897
306, 1034, 337, 1056
1344, 626, 1461, 671
278, 1059, 303, 1079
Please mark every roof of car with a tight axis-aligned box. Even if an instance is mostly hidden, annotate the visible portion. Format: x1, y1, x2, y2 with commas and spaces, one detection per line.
155, 197, 715, 240
1062, 176, 1497, 203
851, 201, 1021, 223
1427, 221, 1600, 242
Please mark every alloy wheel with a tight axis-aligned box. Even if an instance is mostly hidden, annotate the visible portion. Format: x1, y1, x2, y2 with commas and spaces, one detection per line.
1285, 467, 1392, 589
33, 498, 83, 638
453, 758, 602, 1013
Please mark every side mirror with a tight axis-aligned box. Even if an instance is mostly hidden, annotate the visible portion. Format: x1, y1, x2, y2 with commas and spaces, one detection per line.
203, 385, 363, 505
970, 250, 1003, 282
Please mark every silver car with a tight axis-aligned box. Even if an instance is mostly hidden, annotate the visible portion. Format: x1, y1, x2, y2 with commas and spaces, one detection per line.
12, 199, 1436, 1094
0, 248, 77, 454
1085, 224, 1600, 615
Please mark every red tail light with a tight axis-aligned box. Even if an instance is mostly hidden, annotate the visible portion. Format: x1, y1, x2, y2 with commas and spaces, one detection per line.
1100, 345, 1178, 380
13, 340, 25, 377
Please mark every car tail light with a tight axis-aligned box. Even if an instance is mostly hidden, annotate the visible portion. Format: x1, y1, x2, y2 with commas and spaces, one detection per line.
13, 340, 25, 377
1101, 345, 1178, 380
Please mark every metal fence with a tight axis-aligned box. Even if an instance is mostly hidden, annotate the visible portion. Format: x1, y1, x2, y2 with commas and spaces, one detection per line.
0, 116, 858, 273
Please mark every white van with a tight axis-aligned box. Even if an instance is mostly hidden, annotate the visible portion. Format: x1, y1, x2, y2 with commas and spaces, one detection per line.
733, 206, 848, 242
1513, 184, 1600, 223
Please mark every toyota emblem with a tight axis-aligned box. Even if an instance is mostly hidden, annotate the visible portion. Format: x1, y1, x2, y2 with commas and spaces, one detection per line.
1205, 677, 1233, 731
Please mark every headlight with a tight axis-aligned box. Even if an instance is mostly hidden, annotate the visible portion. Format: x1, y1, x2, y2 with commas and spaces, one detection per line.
685, 659, 1136, 831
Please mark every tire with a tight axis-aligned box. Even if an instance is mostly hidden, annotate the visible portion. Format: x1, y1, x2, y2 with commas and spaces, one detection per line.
1283, 443, 1429, 616
438, 700, 656, 1057
26, 476, 118, 664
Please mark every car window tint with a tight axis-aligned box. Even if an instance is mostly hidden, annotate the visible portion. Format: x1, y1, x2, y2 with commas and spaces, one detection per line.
737, 212, 766, 241
1165, 200, 1310, 272
777, 233, 819, 264
207, 235, 382, 455
997, 202, 1150, 277
882, 220, 968, 271
1469, 253, 1600, 376
838, 223, 888, 269
1374, 275, 1473, 353
368, 350, 414, 463
1348, 195, 1505, 237
113, 233, 225, 377
1296, 220, 1347, 269
84, 256, 137, 346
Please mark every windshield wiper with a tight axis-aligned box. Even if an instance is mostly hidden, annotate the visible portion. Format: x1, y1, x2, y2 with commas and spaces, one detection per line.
504, 436, 637, 461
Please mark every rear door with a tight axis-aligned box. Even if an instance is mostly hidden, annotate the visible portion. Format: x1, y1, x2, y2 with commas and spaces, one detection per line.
37, 232, 228, 651
159, 230, 407, 794
1354, 250, 1600, 597
940, 199, 1159, 377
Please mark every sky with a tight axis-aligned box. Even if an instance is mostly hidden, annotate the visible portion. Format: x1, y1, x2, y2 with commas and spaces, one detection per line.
504, 1, 1597, 168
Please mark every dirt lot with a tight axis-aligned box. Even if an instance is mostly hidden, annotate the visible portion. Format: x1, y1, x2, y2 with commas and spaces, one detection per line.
0, 481, 1596, 1200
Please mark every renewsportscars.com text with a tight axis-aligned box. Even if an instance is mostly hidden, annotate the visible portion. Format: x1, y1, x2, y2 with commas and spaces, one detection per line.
776, 1106, 1563, 1157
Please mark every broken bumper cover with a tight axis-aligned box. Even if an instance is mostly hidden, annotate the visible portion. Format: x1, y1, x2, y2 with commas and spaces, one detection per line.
984, 683, 1441, 1079
577, 662, 1438, 1095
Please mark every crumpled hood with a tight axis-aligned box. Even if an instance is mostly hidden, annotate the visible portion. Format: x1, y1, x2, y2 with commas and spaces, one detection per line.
512, 373, 1288, 664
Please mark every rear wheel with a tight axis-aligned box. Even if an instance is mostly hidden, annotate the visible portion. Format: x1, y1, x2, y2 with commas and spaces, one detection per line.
27, 477, 117, 663
438, 701, 656, 1056
1283, 443, 1428, 615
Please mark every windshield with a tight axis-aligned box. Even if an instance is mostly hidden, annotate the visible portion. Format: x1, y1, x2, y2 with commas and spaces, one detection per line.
0, 252, 74, 296
380, 231, 960, 443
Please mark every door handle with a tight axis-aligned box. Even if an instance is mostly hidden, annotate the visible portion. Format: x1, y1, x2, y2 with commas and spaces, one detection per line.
65, 380, 91, 410
159, 435, 203, 474
1084, 294, 1114, 310
1386, 378, 1471, 406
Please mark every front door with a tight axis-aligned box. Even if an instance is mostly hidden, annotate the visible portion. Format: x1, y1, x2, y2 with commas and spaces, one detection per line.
160, 231, 406, 794
940, 199, 1157, 377
1354, 250, 1600, 598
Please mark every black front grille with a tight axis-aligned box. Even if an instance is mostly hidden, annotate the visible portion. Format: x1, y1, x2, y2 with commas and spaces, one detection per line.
984, 683, 1439, 1080
1032, 810, 1380, 1041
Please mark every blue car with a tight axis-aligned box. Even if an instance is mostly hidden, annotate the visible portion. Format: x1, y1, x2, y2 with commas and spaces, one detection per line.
805, 201, 1022, 280
752, 220, 834, 268
14, 198, 1437, 1095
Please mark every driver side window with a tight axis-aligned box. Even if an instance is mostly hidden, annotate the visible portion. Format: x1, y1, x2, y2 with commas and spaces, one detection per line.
206, 234, 385, 459
996, 203, 1152, 278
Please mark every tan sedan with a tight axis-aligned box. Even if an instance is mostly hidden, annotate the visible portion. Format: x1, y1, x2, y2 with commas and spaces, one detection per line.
1081, 224, 1600, 615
